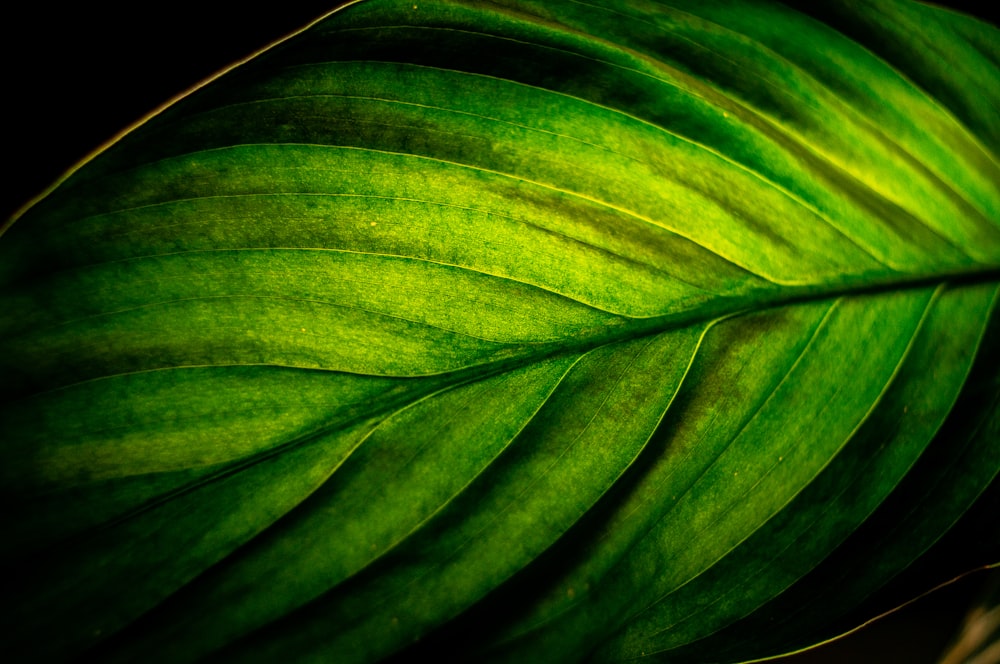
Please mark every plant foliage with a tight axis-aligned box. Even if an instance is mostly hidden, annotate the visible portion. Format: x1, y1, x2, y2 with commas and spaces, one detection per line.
1, 1, 998, 662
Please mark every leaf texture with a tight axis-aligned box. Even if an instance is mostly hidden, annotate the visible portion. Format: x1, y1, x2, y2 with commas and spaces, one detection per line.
1, 1, 999, 662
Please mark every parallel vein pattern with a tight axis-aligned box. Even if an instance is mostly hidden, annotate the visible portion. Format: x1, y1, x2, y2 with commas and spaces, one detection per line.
1, 1, 998, 663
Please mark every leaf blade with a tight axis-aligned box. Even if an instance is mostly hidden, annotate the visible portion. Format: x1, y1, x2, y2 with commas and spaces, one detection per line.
2, 1, 999, 663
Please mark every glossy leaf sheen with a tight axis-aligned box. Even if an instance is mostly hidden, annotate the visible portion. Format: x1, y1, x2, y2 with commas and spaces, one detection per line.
1, 1, 999, 662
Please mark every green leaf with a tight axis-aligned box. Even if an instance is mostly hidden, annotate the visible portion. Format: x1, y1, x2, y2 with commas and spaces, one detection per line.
2, 1, 998, 662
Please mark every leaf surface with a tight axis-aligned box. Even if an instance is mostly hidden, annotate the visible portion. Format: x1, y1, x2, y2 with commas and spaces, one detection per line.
1, 1, 999, 662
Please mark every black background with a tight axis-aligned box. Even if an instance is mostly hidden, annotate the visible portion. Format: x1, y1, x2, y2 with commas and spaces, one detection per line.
3, 1, 342, 219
